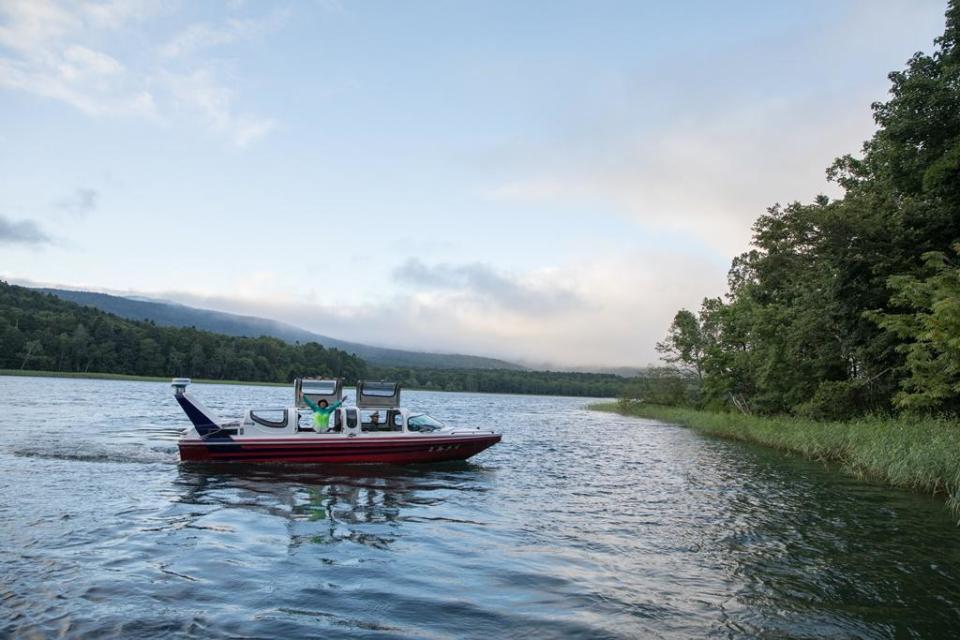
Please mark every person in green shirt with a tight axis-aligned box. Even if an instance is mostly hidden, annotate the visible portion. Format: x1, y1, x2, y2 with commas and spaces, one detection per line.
303, 396, 344, 432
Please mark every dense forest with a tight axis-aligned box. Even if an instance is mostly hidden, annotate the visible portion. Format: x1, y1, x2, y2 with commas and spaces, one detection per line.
648, 2, 960, 419
368, 366, 631, 398
0, 283, 367, 383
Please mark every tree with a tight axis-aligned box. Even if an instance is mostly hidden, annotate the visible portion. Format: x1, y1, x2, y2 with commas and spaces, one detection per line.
168, 349, 186, 376
620, 367, 695, 407
71, 324, 91, 371
19, 340, 43, 369
654, 1, 960, 417
870, 246, 960, 412
656, 309, 707, 382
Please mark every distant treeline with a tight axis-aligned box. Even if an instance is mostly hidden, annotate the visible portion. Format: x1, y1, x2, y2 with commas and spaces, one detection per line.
641, 3, 960, 419
2, 282, 631, 397
368, 366, 629, 398
0, 283, 367, 383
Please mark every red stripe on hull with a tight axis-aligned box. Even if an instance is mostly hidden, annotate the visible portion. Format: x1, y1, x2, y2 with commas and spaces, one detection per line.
178, 434, 501, 464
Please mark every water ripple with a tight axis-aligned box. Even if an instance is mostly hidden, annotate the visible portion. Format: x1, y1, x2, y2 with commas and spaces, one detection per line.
2, 376, 960, 638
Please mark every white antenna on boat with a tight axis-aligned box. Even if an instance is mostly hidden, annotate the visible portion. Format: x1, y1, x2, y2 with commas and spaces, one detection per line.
171, 378, 191, 395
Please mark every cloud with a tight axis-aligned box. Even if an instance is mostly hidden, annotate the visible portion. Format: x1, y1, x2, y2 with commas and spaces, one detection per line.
0, 215, 51, 246
160, 10, 290, 59
481, 2, 947, 258
114, 250, 722, 368
0, 0, 278, 145
54, 187, 98, 215
0, 0, 78, 56
60, 44, 123, 77
0, 0, 159, 117
487, 96, 867, 257
82, 0, 164, 30
0, 48, 157, 118
160, 22, 249, 59
164, 69, 276, 147
8, 245, 725, 367
393, 259, 580, 314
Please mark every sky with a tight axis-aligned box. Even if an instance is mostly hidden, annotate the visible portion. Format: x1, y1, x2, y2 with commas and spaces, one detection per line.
0, 0, 951, 368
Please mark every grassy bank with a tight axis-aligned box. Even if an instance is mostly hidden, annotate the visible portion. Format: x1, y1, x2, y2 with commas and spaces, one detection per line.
590, 401, 960, 515
0, 369, 287, 387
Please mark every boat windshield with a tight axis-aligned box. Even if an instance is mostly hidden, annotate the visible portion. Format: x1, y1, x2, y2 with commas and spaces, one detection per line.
303, 380, 338, 396
407, 414, 444, 432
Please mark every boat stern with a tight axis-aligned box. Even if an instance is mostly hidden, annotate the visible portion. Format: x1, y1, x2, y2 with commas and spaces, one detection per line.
171, 378, 224, 438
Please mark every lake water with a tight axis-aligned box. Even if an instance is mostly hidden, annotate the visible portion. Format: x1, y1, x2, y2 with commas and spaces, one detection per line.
2, 376, 960, 639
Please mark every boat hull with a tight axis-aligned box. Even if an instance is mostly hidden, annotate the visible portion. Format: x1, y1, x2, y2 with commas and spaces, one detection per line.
178, 433, 501, 464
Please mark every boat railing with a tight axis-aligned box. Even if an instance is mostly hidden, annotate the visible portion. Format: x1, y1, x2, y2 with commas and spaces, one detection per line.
447, 429, 497, 436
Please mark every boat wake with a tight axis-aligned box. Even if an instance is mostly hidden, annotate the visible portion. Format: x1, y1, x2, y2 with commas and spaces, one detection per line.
12, 444, 178, 465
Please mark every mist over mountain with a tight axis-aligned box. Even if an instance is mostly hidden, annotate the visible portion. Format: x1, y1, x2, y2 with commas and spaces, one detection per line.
40, 288, 525, 371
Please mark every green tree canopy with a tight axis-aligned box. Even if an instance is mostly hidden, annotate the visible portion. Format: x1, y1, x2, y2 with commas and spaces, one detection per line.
870, 246, 960, 412
655, 1, 960, 418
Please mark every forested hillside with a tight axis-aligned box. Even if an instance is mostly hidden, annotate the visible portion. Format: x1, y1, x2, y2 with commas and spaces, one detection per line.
0, 283, 367, 383
43, 288, 524, 371
653, 2, 960, 418
3, 283, 630, 397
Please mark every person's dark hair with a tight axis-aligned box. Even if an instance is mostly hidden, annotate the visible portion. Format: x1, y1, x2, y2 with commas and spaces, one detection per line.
319, 400, 329, 408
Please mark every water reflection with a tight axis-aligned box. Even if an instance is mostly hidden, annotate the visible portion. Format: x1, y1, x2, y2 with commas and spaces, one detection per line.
173, 462, 495, 552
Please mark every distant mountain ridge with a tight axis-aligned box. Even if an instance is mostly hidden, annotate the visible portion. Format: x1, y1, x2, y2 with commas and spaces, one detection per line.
40, 288, 524, 371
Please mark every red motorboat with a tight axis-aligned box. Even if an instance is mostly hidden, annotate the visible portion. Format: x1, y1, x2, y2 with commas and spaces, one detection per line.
173, 378, 501, 464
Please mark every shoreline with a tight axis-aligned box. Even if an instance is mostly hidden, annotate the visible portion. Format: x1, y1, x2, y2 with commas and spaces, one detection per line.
589, 401, 960, 517
0, 368, 616, 400
0, 369, 288, 387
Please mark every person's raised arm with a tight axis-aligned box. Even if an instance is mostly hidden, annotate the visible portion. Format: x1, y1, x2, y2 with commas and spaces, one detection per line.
328, 399, 344, 412
303, 396, 320, 412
